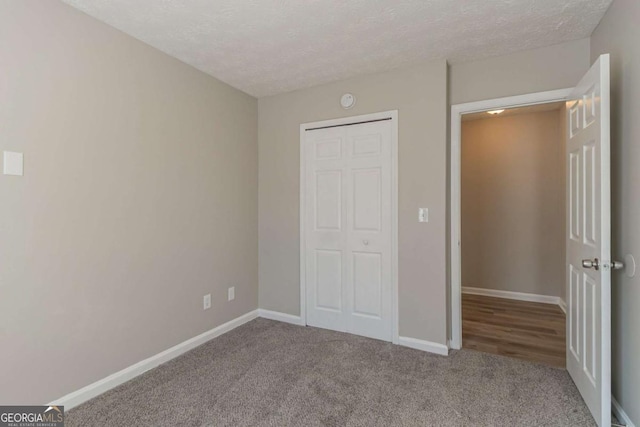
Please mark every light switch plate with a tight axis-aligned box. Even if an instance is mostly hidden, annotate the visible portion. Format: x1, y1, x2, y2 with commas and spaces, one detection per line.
3, 151, 23, 176
419, 208, 429, 223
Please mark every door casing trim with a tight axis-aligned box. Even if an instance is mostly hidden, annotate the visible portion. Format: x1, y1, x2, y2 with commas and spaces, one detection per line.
300, 110, 399, 344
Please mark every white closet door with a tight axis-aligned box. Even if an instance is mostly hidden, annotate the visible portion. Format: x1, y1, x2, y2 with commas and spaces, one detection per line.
305, 119, 392, 341
305, 126, 348, 332
345, 121, 392, 341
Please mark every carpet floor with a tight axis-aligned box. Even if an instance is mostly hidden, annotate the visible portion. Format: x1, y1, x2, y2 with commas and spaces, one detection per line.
67, 318, 595, 426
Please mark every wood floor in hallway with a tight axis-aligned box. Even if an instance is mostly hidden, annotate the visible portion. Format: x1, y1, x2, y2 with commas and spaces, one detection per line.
462, 293, 566, 368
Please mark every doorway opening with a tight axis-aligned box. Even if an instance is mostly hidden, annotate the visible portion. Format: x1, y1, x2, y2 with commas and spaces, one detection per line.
450, 89, 572, 353
459, 101, 567, 367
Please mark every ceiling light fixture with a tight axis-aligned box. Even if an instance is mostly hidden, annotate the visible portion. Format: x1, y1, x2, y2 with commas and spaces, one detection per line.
487, 110, 505, 115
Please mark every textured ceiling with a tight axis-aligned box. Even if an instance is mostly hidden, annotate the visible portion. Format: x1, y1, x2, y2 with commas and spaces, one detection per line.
61, 0, 612, 97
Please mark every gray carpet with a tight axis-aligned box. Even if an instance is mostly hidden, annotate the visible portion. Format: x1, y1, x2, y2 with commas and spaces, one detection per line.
67, 318, 595, 426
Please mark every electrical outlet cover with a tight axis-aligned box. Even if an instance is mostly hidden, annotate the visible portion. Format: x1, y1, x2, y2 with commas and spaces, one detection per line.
3, 151, 23, 176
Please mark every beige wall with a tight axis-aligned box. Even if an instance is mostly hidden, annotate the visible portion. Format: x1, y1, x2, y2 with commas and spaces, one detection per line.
591, 0, 640, 423
461, 110, 565, 298
259, 61, 448, 344
0, 1, 258, 404
450, 38, 591, 105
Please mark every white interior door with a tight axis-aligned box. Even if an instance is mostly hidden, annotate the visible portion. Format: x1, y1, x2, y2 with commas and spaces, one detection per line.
305, 118, 393, 342
566, 54, 611, 427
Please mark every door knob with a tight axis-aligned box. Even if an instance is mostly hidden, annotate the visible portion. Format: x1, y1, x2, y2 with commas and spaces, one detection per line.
582, 258, 599, 270
610, 260, 625, 270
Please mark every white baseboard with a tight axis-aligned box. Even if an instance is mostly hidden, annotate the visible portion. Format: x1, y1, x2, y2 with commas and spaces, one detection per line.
258, 309, 305, 326
558, 298, 567, 314
48, 309, 259, 410
613, 395, 636, 427
398, 336, 449, 356
258, 311, 448, 357
462, 286, 562, 306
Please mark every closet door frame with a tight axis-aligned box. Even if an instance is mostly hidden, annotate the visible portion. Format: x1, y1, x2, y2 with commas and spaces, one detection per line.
299, 110, 399, 344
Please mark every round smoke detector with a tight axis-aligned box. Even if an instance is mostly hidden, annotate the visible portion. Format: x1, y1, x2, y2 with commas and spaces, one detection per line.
340, 93, 356, 109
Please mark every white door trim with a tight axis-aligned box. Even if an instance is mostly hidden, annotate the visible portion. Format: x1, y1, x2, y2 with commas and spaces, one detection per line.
449, 89, 572, 350
300, 110, 399, 344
